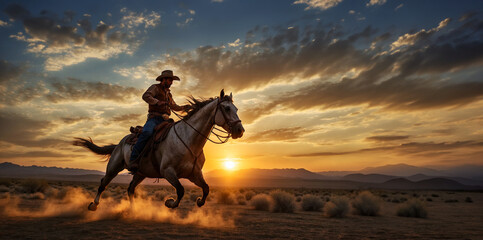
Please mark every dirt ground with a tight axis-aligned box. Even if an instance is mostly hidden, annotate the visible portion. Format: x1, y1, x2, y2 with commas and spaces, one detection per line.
0, 179, 482, 240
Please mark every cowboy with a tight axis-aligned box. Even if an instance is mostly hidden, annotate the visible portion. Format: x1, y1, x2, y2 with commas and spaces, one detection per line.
128, 70, 190, 173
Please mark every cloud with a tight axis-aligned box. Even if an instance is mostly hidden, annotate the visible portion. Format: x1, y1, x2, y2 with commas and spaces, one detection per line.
110, 113, 143, 123
0, 60, 24, 85
0, 19, 10, 27
366, 0, 387, 7
395, 4, 404, 11
294, 0, 343, 11
0, 150, 73, 158
242, 127, 312, 143
0, 111, 65, 147
116, 17, 483, 125
45, 78, 143, 103
366, 135, 410, 142
289, 140, 483, 157
228, 38, 241, 47
119, 7, 161, 29
390, 18, 451, 51
5, 4, 160, 71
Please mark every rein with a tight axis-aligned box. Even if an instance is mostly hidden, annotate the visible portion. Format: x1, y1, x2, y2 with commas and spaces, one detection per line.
170, 97, 239, 177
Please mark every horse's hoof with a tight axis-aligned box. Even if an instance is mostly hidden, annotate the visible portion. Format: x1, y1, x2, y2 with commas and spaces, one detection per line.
164, 198, 178, 208
88, 202, 98, 211
196, 197, 205, 207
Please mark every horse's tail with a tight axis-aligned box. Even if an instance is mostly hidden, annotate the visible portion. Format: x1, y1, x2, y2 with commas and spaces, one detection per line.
73, 137, 117, 158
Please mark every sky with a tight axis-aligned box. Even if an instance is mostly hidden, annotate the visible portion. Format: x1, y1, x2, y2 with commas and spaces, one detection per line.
0, 0, 482, 172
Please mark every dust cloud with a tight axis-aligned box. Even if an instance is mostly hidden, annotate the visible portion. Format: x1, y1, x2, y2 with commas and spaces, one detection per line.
0, 187, 234, 228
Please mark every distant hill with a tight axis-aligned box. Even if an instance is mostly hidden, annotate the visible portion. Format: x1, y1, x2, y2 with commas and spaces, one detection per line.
360, 163, 442, 176
0, 162, 104, 176
207, 168, 328, 180
1, 162, 481, 190
342, 173, 398, 183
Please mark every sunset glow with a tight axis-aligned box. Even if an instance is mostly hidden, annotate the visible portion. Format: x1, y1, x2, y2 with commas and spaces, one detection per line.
0, 1, 482, 173
223, 159, 237, 171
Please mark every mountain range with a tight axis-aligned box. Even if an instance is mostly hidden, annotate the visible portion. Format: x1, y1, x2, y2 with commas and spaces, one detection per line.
1, 162, 482, 190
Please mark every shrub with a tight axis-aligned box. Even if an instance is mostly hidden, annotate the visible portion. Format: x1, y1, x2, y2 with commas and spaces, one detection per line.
25, 192, 45, 200
397, 199, 428, 218
270, 190, 296, 213
0, 178, 12, 187
216, 190, 236, 205
444, 199, 458, 203
426, 198, 432, 202
0, 185, 9, 193
351, 191, 381, 216
465, 197, 473, 203
301, 194, 324, 211
250, 194, 271, 211
237, 195, 247, 205
19, 179, 49, 193
245, 190, 256, 201
324, 197, 349, 218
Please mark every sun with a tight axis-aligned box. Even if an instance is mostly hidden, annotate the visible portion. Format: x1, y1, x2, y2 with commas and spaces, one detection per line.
223, 160, 237, 171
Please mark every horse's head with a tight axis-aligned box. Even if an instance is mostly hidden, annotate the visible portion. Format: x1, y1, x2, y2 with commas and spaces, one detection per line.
214, 89, 245, 139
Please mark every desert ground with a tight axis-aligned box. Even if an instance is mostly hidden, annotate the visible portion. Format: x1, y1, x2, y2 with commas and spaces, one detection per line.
0, 178, 482, 240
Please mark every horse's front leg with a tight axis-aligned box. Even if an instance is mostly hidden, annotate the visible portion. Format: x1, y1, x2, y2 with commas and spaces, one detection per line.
190, 171, 209, 207
164, 167, 184, 208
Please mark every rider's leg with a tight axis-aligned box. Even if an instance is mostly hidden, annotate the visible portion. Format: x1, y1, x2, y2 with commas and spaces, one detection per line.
128, 117, 162, 172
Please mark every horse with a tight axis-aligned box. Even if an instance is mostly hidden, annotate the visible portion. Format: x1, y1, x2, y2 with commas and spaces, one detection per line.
74, 89, 244, 211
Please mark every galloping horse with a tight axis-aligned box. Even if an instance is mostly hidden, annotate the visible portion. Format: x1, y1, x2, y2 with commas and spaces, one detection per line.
74, 90, 244, 210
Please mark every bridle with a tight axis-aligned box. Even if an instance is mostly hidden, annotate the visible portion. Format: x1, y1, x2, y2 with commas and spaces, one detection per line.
171, 97, 242, 176
172, 97, 241, 144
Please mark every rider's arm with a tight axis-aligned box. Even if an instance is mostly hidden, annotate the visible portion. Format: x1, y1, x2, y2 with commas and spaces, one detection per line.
142, 84, 161, 105
168, 92, 190, 112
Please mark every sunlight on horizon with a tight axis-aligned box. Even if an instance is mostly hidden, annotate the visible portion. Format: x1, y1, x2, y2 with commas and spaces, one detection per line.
222, 158, 239, 171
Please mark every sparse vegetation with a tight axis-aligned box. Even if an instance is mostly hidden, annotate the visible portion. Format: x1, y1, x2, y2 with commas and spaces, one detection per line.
250, 194, 271, 211
301, 194, 324, 211
237, 195, 247, 205
0, 185, 9, 193
351, 191, 381, 216
19, 179, 50, 193
324, 196, 349, 218
465, 197, 473, 203
270, 190, 296, 213
397, 199, 428, 218
216, 190, 236, 205
444, 199, 458, 203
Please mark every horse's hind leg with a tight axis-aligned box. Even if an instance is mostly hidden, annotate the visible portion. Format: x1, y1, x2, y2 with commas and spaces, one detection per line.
164, 167, 184, 208
127, 173, 145, 203
189, 171, 209, 207
88, 149, 124, 211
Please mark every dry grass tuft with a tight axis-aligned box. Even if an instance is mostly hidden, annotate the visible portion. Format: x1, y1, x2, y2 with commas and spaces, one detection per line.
270, 190, 296, 213
301, 194, 324, 211
250, 194, 271, 211
324, 196, 349, 218
397, 199, 428, 218
351, 191, 381, 216
216, 190, 236, 205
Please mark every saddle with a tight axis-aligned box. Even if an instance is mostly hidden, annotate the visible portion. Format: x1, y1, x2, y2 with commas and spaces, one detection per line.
126, 120, 174, 145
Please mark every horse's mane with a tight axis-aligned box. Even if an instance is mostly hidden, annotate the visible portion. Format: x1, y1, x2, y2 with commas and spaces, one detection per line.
182, 95, 232, 120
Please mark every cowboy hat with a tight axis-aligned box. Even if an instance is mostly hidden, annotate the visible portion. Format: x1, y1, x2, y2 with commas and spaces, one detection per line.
156, 70, 180, 81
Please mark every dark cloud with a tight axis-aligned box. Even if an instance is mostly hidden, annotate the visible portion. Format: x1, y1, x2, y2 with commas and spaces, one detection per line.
0, 60, 24, 84
366, 135, 410, 142
0, 150, 73, 158
0, 111, 65, 147
159, 24, 375, 92
237, 18, 483, 122
289, 140, 483, 157
110, 113, 143, 122
61, 116, 92, 124
45, 78, 142, 103
242, 127, 311, 143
